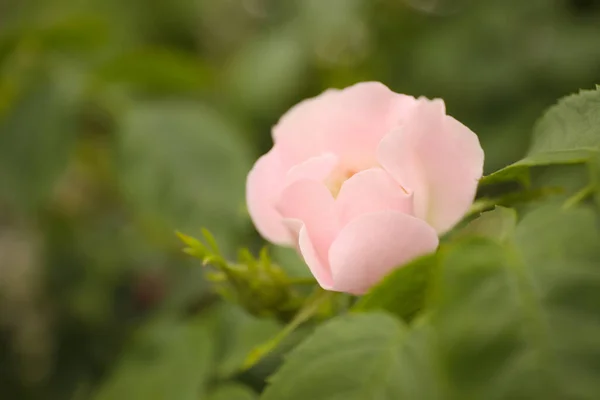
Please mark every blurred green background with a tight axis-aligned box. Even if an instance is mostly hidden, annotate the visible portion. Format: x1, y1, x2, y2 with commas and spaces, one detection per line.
1, 0, 599, 399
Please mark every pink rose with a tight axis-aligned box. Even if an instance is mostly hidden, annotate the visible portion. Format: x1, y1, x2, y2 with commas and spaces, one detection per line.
246, 82, 484, 294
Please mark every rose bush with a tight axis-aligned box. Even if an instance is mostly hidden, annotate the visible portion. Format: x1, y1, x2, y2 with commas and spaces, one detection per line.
247, 82, 484, 294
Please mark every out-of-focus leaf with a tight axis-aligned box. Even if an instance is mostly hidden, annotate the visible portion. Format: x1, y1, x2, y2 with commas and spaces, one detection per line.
243, 289, 332, 370
92, 315, 215, 400
466, 187, 563, 218
352, 252, 438, 322
223, 28, 307, 115
481, 87, 600, 186
215, 304, 280, 378
97, 48, 213, 94
208, 384, 257, 400
32, 14, 111, 54
270, 246, 311, 278
297, 0, 369, 67
116, 101, 252, 252
426, 206, 600, 399
261, 313, 437, 400
454, 206, 517, 243
0, 68, 80, 210
527, 163, 592, 209
590, 153, 600, 211
0, 12, 111, 58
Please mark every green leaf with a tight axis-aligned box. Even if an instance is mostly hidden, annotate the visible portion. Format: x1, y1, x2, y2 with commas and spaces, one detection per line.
590, 152, 600, 210
0, 14, 110, 56
97, 48, 213, 94
480, 149, 594, 186
261, 313, 422, 400
454, 205, 517, 243
481, 87, 600, 186
437, 206, 600, 398
244, 289, 333, 370
201, 227, 221, 255
352, 252, 438, 322
427, 206, 600, 399
0, 68, 79, 210
116, 101, 252, 251
529, 88, 600, 156
176, 231, 205, 250
215, 305, 280, 378
466, 187, 563, 218
529, 163, 592, 209
93, 315, 215, 400
208, 384, 257, 400
298, 0, 368, 67
223, 28, 307, 115
32, 14, 111, 54
270, 246, 312, 278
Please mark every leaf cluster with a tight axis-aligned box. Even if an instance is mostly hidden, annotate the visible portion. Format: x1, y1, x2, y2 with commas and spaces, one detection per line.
260, 88, 600, 400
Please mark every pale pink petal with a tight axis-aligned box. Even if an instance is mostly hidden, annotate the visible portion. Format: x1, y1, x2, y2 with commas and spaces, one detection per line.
273, 82, 417, 170
271, 88, 339, 144
246, 148, 291, 245
335, 168, 414, 226
276, 180, 338, 287
377, 98, 484, 234
278, 218, 333, 289
298, 225, 334, 289
284, 153, 338, 186
328, 211, 439, 295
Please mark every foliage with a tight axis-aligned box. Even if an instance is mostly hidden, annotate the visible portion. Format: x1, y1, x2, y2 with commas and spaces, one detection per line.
481, 87, 600, 186
260, 86, 600, 399
1, 0, 600, 399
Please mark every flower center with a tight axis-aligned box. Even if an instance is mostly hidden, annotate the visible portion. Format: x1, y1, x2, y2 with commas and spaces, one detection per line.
324, 166, 358, 198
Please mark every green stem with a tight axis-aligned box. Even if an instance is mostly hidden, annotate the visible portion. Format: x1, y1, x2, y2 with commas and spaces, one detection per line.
242, 288, 332, 370
286, 277, 319, 286
562, 184, 594, 210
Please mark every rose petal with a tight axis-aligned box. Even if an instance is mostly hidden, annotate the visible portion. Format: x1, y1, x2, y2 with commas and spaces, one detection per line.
246, 148, 291, 245
298, 225, 334, 289
271, 88, 339, 143
276, 180, 338, 287
278, 218, 333, 289
246, 151, 338, 245
273, 82, 417, 170
378, 98, 484, 234
328, 211, 439, 295
284, 153, 338, 186
335, 168, 413, 226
